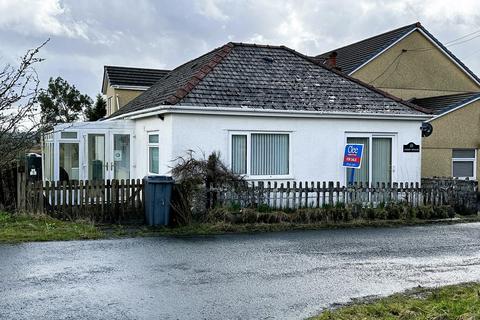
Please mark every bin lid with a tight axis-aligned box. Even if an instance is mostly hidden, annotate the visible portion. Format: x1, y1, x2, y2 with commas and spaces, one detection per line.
145, 175, 175, 183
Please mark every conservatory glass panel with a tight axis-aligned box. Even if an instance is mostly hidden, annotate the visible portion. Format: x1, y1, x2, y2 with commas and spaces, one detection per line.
43, 142, 54, 181
59, 143, 79, 181
88, 134, 105, 180
113, 134, 130, 180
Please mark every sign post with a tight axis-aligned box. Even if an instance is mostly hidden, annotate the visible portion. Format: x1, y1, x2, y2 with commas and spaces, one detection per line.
342, 144, 364, 185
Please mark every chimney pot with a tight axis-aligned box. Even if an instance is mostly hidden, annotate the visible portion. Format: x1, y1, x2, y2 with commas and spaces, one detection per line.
326, 51, 338, 68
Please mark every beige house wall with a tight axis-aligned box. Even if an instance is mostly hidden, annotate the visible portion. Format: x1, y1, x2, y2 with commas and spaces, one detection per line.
352, 30, 480, 100
104, 85, 145, 116
421, 100, 480, 179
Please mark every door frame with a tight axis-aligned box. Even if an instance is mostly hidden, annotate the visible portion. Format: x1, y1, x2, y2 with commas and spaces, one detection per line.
108, 130, 134, 180
84, 130, 134, 181
344, 132, 397, 186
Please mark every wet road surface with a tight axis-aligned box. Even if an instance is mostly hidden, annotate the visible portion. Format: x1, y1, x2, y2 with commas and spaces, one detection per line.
1, 223, 480, 319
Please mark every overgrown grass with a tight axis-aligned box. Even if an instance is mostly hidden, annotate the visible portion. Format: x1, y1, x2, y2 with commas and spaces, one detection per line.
310, 282, 480, 320
103, 217, 480, 238
0, 211, 103, 243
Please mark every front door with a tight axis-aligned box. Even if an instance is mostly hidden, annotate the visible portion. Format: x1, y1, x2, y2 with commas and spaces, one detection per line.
87, 132, 131, 181
111, 133, 131, 180
346, 135, 393, 186
87, 133, 106, 181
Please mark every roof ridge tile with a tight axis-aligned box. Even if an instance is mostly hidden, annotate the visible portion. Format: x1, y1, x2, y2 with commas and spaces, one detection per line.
164, 43, 235, 105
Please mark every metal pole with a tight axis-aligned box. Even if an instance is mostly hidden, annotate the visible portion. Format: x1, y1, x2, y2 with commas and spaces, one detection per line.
349, 168, 355, 185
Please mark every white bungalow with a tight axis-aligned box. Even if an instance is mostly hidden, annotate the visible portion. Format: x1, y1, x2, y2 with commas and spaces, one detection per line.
43, 43, 431, 185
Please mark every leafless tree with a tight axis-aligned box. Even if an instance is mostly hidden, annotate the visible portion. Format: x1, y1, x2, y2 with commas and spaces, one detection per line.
0, 40, 48, 168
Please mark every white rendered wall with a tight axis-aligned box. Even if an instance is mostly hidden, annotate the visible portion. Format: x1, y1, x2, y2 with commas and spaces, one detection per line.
134, 115, 173, 178
161, 113, 424, 184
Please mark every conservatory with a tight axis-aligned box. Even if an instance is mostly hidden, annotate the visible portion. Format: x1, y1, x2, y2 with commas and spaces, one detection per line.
42, 120, 136, 182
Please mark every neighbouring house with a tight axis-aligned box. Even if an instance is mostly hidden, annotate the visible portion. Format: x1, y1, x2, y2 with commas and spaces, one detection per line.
317, 22, 480, 180
43, 43, 431, 185
102, 66, 170, 116
412, 93, 480, 180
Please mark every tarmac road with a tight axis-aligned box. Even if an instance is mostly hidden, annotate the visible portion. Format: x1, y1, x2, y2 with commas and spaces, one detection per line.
1, 223, 480, 319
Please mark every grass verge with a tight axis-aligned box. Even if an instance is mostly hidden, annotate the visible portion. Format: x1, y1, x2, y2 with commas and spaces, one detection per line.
310, 282, 480, 320
2, 212, 479, 243
0, 211, 103, 243
104, 216, 480, 238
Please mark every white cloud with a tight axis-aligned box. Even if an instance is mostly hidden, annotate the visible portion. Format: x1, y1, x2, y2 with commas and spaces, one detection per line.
195, 0, 230, 21
0, 0, 479, 104
0, 0, 89, 38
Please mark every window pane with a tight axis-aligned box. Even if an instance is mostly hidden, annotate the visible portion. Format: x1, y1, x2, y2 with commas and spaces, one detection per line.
149, 134, 159, 144
113, 134, 130, 180
251, 134, 289, 175
61, 131, 77, 139
453, 161, 474, 177
88, 134, 105, 180
346, 137, 369, 184
149, 147, 159, 174
60, 143, 79, 181
231, 135, 247, 174
453, 149, 475, 158
43, 142, 54, 181
372, 138, 392, 184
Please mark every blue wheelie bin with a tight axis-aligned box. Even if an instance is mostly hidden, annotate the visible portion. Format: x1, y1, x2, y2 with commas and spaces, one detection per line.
144, 176, 175, 226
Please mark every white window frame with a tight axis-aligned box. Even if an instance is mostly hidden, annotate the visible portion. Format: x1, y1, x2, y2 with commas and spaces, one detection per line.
147, 132, 160, 175
344, 132, 397, 186
229, 131, 293, 180
57, 133, 82, 181
452, 149, 477, 180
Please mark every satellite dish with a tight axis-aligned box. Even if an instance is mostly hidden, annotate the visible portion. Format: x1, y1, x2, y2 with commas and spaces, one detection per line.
421, 122, 433, 137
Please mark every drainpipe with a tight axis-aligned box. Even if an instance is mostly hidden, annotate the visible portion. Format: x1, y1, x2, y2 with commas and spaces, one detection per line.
116, 94, 121, 111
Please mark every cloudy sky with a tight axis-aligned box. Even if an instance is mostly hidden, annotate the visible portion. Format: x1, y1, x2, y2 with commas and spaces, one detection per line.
1, 0, 480, 98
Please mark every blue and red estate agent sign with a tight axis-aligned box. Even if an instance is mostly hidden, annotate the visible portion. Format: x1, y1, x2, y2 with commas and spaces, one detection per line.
342, 144, 364, 168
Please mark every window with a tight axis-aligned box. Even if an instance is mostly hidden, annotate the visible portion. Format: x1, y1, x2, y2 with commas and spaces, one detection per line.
43, 142, 54, 181
346, 136, 393, 186
107, 97, 113, 115
88, 134, 105, 180
232, 135, 247, 174
60, 143, 79, 181
60, 131, 77, 139
148, 133, 159, 174
452, 149, 476, 179
231, 132, 290, 177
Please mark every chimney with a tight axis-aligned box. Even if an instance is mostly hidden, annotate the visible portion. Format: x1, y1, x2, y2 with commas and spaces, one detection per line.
325, 51, 340, 71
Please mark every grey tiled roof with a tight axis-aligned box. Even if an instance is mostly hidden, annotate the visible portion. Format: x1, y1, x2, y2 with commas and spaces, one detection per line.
411, 92, 480, 115
317, 23, 417, 74
103, 66, 170, 91
316, 22, 480, 84
109, 42, 428, 118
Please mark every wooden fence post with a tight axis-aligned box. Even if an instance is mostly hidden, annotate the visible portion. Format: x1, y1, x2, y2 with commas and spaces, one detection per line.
16, 171, 26, 212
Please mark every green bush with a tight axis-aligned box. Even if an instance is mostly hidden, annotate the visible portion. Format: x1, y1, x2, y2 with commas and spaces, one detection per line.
256, 203, 273, 213
417, 206, 434, 220
206, 207, 229, 222
454, 203, 476, 216
374, 208, 387, 220
241, 208, 258, 223
206, 203, 458, 225
361, 207, 376, 220
406, 206, 416, 220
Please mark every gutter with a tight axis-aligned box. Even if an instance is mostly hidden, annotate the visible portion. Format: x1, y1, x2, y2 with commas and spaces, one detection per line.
111, 85, 150, 91
108, 104, 433, 121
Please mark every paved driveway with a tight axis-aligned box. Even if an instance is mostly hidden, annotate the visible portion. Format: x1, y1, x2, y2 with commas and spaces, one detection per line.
1, 223, 480, 319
